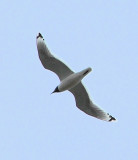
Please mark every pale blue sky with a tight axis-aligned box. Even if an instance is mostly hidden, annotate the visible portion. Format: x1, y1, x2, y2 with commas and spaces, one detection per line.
0, 0, 138, 160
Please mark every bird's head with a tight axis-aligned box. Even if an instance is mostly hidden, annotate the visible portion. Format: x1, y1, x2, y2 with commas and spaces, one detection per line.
51, 86, 60, 94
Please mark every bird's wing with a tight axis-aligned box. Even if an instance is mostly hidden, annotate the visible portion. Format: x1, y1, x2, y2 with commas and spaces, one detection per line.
36, 34, 74, 81
69, 82, 116, 122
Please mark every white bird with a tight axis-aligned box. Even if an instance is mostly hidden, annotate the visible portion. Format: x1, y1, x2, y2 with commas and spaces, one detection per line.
36, 33, 116, 122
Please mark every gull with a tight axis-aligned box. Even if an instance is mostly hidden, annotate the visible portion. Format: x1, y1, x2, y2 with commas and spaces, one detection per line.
36, 33, 116, 122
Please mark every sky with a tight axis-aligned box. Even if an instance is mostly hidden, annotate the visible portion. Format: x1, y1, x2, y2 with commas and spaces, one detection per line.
0, 0, 138, 159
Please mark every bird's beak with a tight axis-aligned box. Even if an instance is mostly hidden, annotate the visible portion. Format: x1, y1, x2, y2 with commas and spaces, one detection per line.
51, 91, 55, 94
51, 86, 59, 94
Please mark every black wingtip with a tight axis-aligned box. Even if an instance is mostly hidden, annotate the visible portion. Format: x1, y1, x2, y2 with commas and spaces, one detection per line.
109, 115, 116, 122
37, 33, 43, 39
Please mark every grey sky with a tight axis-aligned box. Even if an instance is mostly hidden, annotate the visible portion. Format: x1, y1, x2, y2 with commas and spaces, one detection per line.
0, 0, 138, 160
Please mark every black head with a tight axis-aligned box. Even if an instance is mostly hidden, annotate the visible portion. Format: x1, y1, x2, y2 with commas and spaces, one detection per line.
51, 86, 60, 94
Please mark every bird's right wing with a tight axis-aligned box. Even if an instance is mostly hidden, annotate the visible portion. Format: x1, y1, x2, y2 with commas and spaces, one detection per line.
69, 82, 116, 122
36, 33, 74, 81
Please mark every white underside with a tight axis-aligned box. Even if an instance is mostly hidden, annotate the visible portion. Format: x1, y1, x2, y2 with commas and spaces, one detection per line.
58, 68, 92, 92
36, 33, 116, 122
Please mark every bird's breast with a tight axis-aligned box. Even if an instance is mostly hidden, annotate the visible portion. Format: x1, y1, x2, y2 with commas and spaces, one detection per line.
58, 73, 82, 92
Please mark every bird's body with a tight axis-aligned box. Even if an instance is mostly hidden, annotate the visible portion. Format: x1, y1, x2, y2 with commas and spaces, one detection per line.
36, 33, 116, 122
58, 67, 92, 92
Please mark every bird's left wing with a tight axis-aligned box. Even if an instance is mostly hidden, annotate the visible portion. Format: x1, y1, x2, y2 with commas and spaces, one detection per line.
69, 82, 116, 122
36, 33, 74, 81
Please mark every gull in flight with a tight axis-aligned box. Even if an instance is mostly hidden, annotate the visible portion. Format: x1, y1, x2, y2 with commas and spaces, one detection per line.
36, 33, 116, 122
